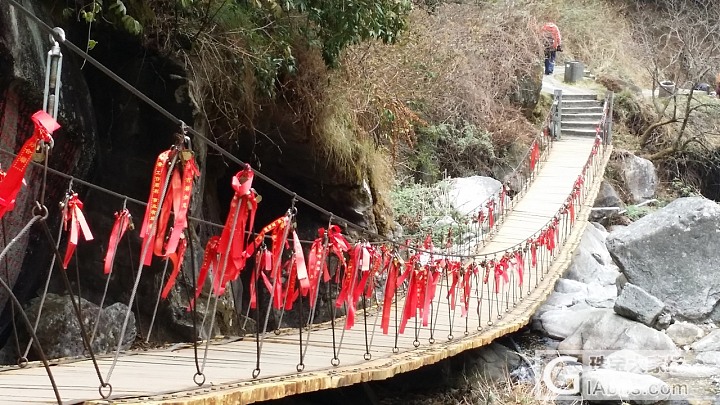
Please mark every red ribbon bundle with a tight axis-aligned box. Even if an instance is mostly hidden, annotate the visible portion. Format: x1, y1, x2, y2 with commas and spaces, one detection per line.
139, 148, 200, 269
381, 254, 403, 334
486, 199, 495, 228
336, 242, 371, 329
62, 194, 93, 269
306, 225, 349, 306
494, 256, 510, 293
529, 139, 540, 172
459, 263, 476, 317
210, 167, 259, 296
282, 230, 310, 311
247, 215, 291, 310
103, 209, 132, 275
0, 111, 59, 219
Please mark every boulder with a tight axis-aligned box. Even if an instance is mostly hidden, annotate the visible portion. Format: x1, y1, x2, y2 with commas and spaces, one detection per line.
584, 283, 617, 308
603, 349, 667, 373
691, 329, 720, 352
607, 197, 720, 322
461, 342, 522, 381
580, 369, 670, 403
613, 283, 665, 327
695, 351, 720, 365
555, 278, 588, 294
667, 363, 720, 378
565, 247, 620, 286
591, 181, 625, 222
616, 151, 658, 203
666, 322, 705, 346
442, 176, 501, 217
535, 307, 605, 340
20, 293, 136, 360
594, 180, 625, 209
558, 309, 677, 352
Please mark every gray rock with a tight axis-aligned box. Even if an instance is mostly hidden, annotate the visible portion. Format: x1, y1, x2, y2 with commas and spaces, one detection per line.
536, 292, 579, 316
695, 351, 720, 365
604, 349, 667, 373
462, 342, 522, 381
555, 278, 589, 294
617, 152, 658, 203
616, 273, 628, 295
667, 363, 720, 378
442, 176, 502, 217
594, 180, 625, 209
580, 369, 669, 403
666, 322, 705, 346
585, 284, 617, 308
614, 283, 665, 327
565, 247, 620, 285
558, 309, 678, 352
607, 197, 720, 321
21, 293, 135, 360
691, 329, 720, 352
655, 311, 672, 330
536, 308, 605, 340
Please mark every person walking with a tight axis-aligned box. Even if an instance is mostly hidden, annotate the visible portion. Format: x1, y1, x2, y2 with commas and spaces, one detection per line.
542, 22, 562, 75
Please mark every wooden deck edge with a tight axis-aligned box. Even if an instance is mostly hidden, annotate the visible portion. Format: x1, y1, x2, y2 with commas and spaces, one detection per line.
87, 146, 612, 405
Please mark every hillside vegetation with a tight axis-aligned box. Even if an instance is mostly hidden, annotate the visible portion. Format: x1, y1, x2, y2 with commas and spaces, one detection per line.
66, 0, 720, 234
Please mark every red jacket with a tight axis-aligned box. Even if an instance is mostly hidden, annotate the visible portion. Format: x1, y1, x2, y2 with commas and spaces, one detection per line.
542, 23, 562, 49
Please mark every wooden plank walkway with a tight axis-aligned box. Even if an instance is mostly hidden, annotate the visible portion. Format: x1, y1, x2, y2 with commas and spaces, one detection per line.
0, 136, 611, 405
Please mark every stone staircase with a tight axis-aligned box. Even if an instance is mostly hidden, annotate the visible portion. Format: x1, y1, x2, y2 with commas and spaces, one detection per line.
560, 93, 604, 137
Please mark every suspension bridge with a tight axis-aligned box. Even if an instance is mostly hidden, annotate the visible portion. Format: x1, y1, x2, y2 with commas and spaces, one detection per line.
0, 1, 616, 403
0, 87, 614, 403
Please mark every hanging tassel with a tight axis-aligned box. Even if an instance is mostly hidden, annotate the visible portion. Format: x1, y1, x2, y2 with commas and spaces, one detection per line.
103, 208, 132, 275
62, 194, 93, 269
0, 111, 59, 218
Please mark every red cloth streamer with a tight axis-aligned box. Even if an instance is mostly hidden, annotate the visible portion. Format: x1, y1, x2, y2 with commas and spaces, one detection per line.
282, 230, 311, 311
514, 250, 525, 286
160, 236, 188, 298
188, 236, 220, 310
459, 264, 475, 317
103, 209, 132, 275
494, 257, 510, 293
487, 200, 495, 228
248, 215, 291, 310
529, 140, 540, 172
336, 243, 369, 329
212, 166, 259, 296
140, 149, 200, 270
0, 111, 59, 219
62, 194, 93, 269
381, 254, 402, 334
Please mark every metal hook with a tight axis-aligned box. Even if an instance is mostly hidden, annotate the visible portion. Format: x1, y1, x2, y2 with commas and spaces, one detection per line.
121, 197, 128, 211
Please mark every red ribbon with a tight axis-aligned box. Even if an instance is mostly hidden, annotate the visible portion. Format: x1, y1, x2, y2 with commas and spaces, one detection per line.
103, 209, 132, 275
459, 264, 475, 317
514, 250, 524, 286
494, 257, 510, 293
282, 230, 310, 310
140, 149, 199, 269
248, 215, 290, 310
529, 139, 540, 172
487, 200, 495, 228
212, 166, 259, 296
336, 243, 369, 329
160, 236, 188, 299
62, 194, 93, 269
188, 236, 220, 310
0, 111, 59, 219
381, 254, 402, 334
140, 150, 172, 266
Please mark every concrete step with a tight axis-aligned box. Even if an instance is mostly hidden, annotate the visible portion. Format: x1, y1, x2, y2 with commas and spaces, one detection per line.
562, 113, 603, 121
560, 117, 600, 128
561, 128, 598, 137
561, 99, 603, 108
561, 94, 598, 101
562, 107, 604, 115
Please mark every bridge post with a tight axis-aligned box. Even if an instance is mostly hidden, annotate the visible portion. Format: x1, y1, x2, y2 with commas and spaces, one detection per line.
605, 91, 614, 145
553, 89, 562, 139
